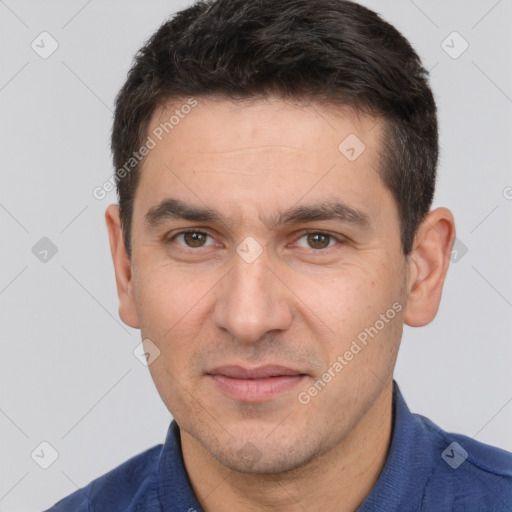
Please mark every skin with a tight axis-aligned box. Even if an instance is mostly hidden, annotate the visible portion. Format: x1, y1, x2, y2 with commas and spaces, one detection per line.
106, 96, 455, 511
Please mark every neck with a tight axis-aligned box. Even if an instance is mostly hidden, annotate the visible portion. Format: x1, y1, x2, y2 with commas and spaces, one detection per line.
180, 384, 394, 512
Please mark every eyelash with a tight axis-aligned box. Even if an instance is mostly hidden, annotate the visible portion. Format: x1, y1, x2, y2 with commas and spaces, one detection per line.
166, 228, 346, 253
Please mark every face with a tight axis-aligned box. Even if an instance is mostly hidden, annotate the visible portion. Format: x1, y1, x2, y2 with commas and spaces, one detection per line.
117, 97, 411, 473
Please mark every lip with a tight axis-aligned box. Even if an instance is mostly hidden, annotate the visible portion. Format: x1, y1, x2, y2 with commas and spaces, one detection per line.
207, 365, 307, 402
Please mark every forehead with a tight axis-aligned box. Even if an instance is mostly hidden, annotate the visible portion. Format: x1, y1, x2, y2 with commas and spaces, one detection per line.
134, 96, 395, 232
147, 96, 380, 159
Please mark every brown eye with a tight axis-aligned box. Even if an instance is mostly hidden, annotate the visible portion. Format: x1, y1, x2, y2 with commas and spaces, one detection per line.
184, 232, 207, 247
171, 231, 214, 248
306, 233, 332, 249
295, 232, 338, 250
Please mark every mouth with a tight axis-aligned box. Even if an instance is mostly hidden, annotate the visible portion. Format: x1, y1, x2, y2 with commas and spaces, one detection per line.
206, 365, 307, 402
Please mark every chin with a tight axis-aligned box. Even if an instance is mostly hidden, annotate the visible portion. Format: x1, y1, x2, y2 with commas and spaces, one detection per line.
197, 425, 322, 475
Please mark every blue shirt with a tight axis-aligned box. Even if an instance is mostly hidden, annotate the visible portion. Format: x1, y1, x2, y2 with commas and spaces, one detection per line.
45, 381, 512, 511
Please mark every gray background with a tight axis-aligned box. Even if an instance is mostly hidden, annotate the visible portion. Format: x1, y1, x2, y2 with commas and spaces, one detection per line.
0, 0, 511, 510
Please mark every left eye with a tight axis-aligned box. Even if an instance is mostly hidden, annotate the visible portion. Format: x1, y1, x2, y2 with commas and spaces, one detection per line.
294, 232, 339, 250
171, 231, 216, 248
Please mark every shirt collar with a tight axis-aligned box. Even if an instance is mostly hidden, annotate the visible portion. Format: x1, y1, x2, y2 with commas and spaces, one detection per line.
157, 420, 204, 512
357, 380, 435, 511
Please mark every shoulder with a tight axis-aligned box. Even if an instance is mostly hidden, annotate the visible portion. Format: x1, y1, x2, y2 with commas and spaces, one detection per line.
415, 413, 512, 512
44, 444, 163, 512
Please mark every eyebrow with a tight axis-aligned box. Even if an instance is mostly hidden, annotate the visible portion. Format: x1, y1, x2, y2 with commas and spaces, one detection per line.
145, 197, 371, 230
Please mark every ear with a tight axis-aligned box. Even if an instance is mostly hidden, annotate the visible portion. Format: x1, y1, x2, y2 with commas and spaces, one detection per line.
105, 204, 140, 329
404, 207, 456, 327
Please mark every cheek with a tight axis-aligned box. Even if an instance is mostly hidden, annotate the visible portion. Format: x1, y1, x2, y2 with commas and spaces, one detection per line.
133, 258, 209, 334
132, 261, 222, 377
292, 264, 400, 344
135, 267, 212, 414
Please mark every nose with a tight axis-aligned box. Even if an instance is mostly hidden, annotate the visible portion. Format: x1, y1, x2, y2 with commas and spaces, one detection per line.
212, 242, 293, 344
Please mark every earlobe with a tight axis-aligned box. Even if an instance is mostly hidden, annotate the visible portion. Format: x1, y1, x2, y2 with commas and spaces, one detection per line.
105, 205, 140, 329
404, 207, 456, 327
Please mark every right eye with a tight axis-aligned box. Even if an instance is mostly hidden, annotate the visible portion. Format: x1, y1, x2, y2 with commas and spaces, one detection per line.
168, 229, 217, 249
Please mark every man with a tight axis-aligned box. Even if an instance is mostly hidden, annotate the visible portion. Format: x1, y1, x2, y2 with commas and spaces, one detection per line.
46, 0, 512, 510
